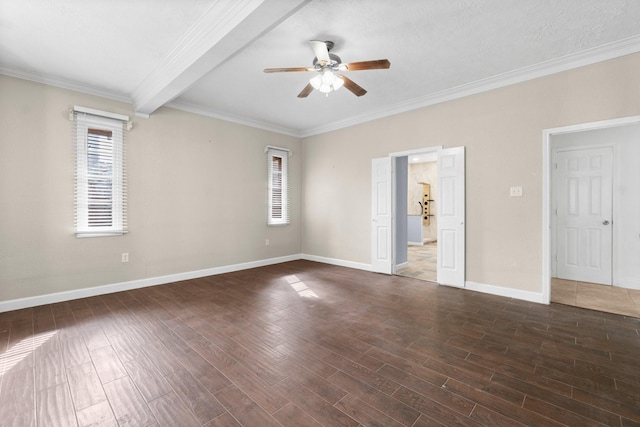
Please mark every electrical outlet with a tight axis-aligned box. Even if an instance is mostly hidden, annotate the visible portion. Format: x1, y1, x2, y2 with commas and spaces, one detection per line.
265, 239, 270, 246
121, 252, 129, 263
509, 186, 523, 197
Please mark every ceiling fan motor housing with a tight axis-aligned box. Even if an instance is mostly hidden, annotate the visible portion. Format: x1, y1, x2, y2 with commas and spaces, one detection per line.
313, 52, 342, 69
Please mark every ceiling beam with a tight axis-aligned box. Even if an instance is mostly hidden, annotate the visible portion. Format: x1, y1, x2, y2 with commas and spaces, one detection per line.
132, 0, 311, 117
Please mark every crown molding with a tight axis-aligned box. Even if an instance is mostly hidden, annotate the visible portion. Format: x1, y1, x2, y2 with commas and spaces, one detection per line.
0, 65, 132, 104
300, 34, 640, 138
169, 32, 640, 140
3, 33, 640, 139
167, 99, 302, 138
0, 63, 303, 136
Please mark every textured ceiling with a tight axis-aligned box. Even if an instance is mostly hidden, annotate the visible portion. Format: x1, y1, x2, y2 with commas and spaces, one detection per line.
2, 0, 640, 137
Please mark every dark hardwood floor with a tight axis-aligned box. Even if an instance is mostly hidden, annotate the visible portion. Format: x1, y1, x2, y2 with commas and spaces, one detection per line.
1, 260, 640, 426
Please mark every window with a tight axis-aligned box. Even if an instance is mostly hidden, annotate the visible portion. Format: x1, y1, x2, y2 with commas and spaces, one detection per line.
73, 106, 128, 237
267, 147, 289, 225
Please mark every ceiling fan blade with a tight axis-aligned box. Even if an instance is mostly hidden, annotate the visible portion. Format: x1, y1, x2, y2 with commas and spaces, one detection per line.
338, 75, 367, 97
345, 59, 391, 71
297, 83, 314, 98
263, 67, 312, 73
309, 40, 331, 64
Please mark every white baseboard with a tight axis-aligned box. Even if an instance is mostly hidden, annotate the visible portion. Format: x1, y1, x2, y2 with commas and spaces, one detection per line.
0, 254, 303, 313
1, 254, 550, 313
465, 280, 545, 304
301, 254, 373, 272
408, 241, 423, 246
217, 257, 549, 305
395, 261, 408, 270
299, 255, 546, 305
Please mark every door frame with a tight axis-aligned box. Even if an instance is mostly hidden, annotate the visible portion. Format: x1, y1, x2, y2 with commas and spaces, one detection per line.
389, 146, 442, 277
542, 115, 640, 304
390, 147, 442, 276
551, 144, 614, 284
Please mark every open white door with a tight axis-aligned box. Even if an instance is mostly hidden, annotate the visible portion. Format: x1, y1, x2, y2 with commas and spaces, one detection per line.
371, 157, 393, 274
556, 147, 613, 285
437, 147, 465, 287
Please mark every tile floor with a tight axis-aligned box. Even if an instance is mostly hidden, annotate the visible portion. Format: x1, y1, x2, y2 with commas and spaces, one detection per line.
551, 278, 640, 318
4, 261, 640, 426
395, 242, 437, 282
397, 244, 640, 319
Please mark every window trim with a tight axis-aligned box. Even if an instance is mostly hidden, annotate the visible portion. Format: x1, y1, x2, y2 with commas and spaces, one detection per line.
266, 146, 290, 226
74, 106, 128, 237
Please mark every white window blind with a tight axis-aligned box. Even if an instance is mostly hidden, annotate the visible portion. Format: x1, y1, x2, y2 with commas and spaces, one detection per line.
267, 147, 289, 226
74, 108, 128, 237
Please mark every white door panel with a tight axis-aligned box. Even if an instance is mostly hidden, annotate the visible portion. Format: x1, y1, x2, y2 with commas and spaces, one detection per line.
437, 147, 465, 287
441, 229, 456, 269
556, 147, 612, 285
371, 157, 393, 274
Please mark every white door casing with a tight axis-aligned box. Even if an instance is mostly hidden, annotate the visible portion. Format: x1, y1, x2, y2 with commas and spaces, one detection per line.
437, 147, 466, 287
555, 147, 613, 285
371, 157, 393, 274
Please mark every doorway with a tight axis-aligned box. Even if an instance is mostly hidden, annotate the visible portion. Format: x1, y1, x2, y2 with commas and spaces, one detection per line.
553, 146, 613, 285
543, 117, 640, 316
371, 146, 465, 288
395, 152, 438, 282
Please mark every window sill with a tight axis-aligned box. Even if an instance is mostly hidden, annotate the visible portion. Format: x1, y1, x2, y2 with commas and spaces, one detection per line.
76, 231, 127, 238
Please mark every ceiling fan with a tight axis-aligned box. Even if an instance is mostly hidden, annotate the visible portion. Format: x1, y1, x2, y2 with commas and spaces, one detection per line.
263, 40, 390, 98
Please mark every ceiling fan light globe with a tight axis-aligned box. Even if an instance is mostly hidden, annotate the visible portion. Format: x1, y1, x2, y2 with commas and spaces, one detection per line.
333, 75, 344, 91
310, 74, 322, 90
320, 70, 338, 92
321, 69, 335, 84
310, 70, 343, 93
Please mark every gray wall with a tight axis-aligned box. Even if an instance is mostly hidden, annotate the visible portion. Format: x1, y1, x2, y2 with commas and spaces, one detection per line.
3, 53, 640, 305
0, 75, 302, 303
302, 53, 640, 293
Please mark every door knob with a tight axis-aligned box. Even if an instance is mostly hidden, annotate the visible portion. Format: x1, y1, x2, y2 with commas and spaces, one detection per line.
602, 220, 610, 225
